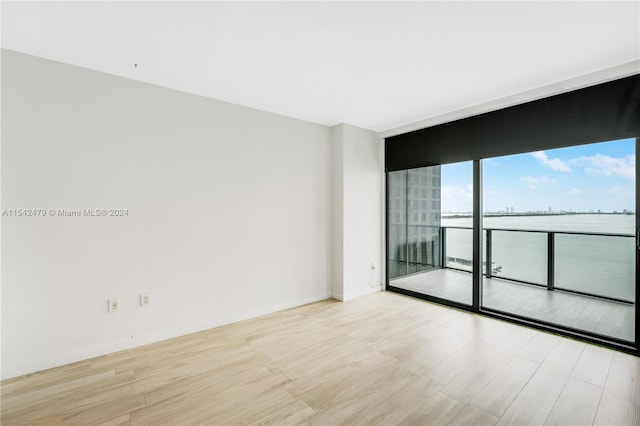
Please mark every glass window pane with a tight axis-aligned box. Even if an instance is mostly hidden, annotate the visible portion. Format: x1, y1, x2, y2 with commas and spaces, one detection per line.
389, 162, 473, 306
481, 138, 635, 343
388, 170, 407, 280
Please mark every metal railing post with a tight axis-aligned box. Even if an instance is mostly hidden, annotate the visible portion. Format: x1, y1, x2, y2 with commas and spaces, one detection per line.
547, 232, 555, 290
486, 229, 492, 278
441, 227, 446, 268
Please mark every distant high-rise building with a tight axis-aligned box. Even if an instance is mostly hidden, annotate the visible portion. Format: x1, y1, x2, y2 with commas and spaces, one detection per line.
388, 167, 441, 228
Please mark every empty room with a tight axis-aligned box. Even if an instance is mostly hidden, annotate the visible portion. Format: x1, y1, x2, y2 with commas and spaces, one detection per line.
1, 1, 639, 425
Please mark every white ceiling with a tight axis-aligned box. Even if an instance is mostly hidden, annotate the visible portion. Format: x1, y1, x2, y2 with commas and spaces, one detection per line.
2, 1, 639, 132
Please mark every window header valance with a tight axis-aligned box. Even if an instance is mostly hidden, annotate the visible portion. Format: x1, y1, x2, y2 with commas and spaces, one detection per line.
385, 74, 640, 172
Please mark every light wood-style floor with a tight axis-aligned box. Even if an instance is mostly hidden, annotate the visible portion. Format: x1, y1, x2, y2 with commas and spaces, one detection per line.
392, 269, 635, 341
2, 292, 639, 425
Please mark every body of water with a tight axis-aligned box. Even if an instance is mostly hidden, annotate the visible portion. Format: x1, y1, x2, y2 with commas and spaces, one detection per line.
442, 213, 635, 234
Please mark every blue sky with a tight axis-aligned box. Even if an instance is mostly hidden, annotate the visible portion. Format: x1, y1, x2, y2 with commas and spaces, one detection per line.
441, 138, 636, 213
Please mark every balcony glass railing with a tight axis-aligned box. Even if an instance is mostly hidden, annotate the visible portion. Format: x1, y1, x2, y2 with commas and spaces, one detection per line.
554, 233, 635, 302
443, 227, 472, 272
444, 226, 635, 303
389, 224, 635, 304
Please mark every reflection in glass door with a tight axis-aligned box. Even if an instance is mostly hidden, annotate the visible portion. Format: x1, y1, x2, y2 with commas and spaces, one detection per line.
388, 162, 473, 306
480, 138, 636, 343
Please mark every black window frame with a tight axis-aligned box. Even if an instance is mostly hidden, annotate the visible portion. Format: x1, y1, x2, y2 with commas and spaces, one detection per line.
385, 74, 640, 356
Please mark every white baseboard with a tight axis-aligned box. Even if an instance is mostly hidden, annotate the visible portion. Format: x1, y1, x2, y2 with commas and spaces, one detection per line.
2, 291, 332, 380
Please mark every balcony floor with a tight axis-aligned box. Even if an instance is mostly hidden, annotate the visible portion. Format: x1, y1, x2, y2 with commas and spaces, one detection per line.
390, 268, 635, 342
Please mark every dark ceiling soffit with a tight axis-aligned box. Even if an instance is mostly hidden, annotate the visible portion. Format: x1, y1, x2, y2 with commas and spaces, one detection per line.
385, 74, 640, 172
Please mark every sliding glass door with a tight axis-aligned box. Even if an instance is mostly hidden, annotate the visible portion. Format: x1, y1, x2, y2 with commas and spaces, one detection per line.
388, 162, 473, 306
388, 167, 440, 279
481, 138, 636, 343
385, 75, 639, 352
386, 139, 637, 348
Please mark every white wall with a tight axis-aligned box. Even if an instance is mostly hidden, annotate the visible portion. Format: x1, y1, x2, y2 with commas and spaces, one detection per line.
1, 50, 334, 379
331, 125, 344, 299
332, 123, 383, 300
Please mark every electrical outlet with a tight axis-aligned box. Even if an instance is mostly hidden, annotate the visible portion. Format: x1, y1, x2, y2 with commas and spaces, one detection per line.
108, 298, 119, 312
140, 293, 150, 307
